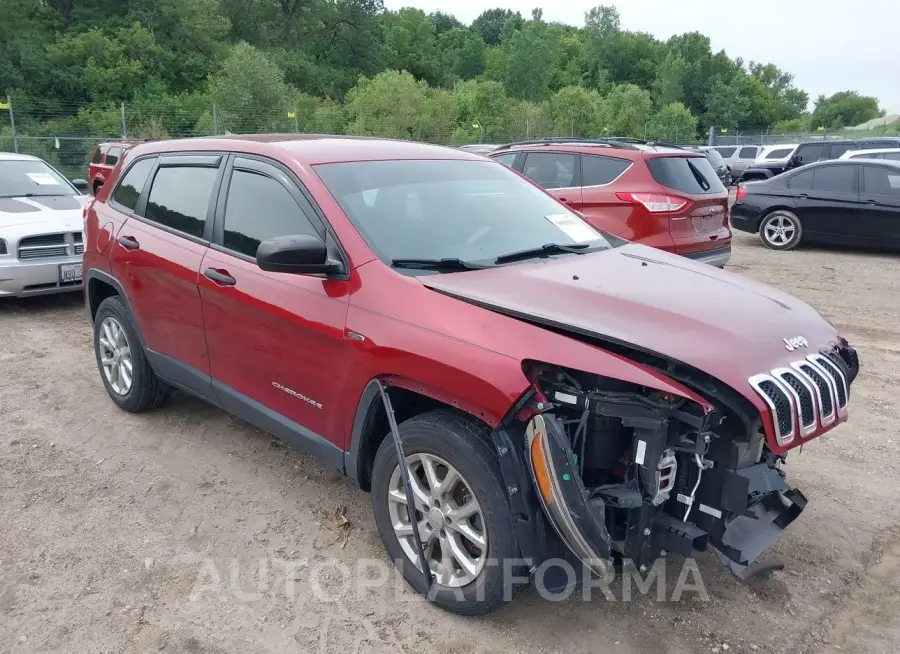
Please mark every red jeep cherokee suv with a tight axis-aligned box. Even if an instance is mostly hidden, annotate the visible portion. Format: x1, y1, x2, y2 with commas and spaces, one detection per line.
490, 139, 732, 267
83, 135, 858, 615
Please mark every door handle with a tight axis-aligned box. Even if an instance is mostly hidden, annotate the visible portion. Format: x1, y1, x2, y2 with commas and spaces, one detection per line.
865, 199, 879, 205
204, 268, 236, 286
796, 193, 808, 199
117, 235, 140, 250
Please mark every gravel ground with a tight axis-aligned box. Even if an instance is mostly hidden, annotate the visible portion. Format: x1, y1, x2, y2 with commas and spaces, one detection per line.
1, 231, 899, 654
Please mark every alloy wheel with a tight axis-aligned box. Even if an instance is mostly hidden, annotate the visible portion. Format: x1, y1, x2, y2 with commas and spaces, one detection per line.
387, 453, 488, 588
763, 214, 797, 247
98, 316, 133, 395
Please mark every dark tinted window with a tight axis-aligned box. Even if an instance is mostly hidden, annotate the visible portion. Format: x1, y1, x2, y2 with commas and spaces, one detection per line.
828, 143, 853, 159
716, 147, 737, 158
796, 144, 824, 163
145, 166, 218, 238
111, 158, 155, 211
738, 146, 757, 158
91, 147, 103, 164
789, 169, 814, 190
522, 152, 577, 189
813, 165, 857, 193
222, 169, 319, 257
492, 153, 517, 167
645, 156, 725, 194
105, 147, 122, 166
766, 148, 794, 159
582, 155, 630, 186
863, 166, 900, 196
704, 150, 726, 168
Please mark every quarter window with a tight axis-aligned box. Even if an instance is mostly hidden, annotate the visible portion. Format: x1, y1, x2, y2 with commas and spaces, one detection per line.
522, 152, 577, 189
105, 147, 122, 166
581, 155, 630, 186
111, 158, 155, 211
145, 166, 218, 238
789, 169, 814, 190
812, 165, 857, 193
222, 168, 320, 258
491, 153, 517, 167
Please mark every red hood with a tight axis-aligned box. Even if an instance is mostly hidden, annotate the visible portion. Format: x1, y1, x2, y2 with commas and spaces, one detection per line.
421, 243, 841, 400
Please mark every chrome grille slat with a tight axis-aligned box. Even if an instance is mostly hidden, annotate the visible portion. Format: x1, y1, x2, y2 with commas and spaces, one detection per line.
750, 350, 851, 443
17, 232, 83, 261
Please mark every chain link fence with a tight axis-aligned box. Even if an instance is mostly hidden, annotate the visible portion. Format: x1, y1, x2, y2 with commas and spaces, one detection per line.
709, 124, 900, 146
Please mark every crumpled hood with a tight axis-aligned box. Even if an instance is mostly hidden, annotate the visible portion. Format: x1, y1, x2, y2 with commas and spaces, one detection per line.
422, 243, 840, 397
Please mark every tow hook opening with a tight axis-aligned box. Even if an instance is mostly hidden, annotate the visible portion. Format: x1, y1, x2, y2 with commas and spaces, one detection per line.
516, 362, 806, 581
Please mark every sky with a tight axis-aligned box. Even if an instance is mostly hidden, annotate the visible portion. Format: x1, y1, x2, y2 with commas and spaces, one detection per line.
382, 0, 900, 114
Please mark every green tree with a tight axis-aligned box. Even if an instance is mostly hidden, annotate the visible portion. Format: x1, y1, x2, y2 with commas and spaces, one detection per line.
471, 8, 523, 46
452, 78, 510, 141
812, 91, 882, 129
600, 83, 652, 137
647, 102, 697, 142
503, 10, 556, 102
654, 51, 686, 105
437, 28, 486, 82
549, 86, 602, 137
209, 42, 293, 133
704, 77, 750, 129
379, 8, 439, 86
345, 70, 428, 138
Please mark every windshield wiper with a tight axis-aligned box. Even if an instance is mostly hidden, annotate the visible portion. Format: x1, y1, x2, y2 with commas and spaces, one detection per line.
391, 258, 488, 271
494, 242, 591, 264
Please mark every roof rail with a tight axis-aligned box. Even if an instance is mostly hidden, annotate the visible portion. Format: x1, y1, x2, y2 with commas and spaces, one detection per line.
493, 137, 641, 151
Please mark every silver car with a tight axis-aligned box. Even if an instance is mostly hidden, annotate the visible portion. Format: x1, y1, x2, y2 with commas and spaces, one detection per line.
0, 153, 91, 298
715, 144, 764, 179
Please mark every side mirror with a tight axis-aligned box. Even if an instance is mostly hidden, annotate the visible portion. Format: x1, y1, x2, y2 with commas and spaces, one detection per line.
71, 178, 90, 194
256, 233, 342, 276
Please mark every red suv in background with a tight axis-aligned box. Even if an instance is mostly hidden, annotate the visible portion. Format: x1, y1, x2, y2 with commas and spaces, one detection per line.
83, 135, 857, 616
490, 139, 732, 267
87, 140, 140, 196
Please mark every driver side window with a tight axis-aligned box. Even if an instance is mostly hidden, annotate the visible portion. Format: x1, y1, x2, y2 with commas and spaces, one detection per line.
222, 164, 320, 258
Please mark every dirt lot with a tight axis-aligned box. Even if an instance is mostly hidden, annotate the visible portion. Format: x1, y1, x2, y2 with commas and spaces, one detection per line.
1, 231, 899, 654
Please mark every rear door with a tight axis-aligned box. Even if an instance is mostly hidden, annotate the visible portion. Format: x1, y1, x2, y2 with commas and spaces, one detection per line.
109, 154, 222, 391
519, 151, 582, 208
858, 164, 900, 245
575, 153, 634, 235
793, 143, 825, 168
789, 164, 861, 242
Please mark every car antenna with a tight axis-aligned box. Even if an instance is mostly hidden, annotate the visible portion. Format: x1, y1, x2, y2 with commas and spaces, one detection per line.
374, 379, 435, 595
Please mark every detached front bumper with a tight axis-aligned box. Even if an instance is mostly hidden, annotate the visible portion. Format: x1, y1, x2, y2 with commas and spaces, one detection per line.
0, 256, 84, 298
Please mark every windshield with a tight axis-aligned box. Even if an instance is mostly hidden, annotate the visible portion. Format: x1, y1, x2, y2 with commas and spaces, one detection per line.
704, 150, 726, 168
314, 159, 611, 270
0, 160, 75, 198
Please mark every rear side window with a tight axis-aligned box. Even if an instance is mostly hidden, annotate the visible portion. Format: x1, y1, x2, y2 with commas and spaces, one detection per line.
522, 152, 577, 189
796, 144, 824, 163
766, 148, 794, 159
91, 147, 103, 164
145, 166, 218, 239
828, 143, 852, 159
738, 146, 757, 158
813, 165, 857, 193
111, 158, 155, 211
645, 156, 725, 194
492, 153, 517, 167
582, 155, 630, 186
884, 152, 900, 161
716, 147, 736, 158
222, 168, 320, 258
863, 166, 900, 195
789, 169, 814, 190
105, 147, 122, 166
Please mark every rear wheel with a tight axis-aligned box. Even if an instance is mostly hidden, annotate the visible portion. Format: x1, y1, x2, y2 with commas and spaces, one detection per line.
759, 210, 802, 250
371, 409, 517, 615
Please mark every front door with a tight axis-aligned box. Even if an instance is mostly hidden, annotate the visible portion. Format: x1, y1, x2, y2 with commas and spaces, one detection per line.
198, 156, 351, 448
109, 155, 222, 382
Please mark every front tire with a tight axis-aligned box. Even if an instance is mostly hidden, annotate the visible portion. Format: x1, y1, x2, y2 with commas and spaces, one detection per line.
759, 210, 803, 250
93, 296, 170, 412
371, 409, 518, 615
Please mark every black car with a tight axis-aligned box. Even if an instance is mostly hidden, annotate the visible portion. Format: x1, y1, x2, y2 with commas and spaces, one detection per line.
731, 159, 900, 250
740, 140, 858, 181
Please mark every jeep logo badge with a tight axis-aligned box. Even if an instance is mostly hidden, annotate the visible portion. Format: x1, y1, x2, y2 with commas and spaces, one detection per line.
783, 336, 808, 352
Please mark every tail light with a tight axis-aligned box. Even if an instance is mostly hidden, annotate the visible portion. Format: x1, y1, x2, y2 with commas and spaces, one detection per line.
735, 186, 747, 201
616, 192, 688, 213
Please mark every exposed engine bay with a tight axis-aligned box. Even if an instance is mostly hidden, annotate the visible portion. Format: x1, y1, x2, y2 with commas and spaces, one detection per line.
511, 360, 825, 582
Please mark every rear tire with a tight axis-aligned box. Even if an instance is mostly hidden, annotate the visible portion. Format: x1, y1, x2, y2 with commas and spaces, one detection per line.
371, 409, 518, 615
93, 296, 170, 412
759, 210, 803, 250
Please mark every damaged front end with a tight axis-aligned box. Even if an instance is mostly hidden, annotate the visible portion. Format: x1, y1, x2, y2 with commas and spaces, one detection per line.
499, 361, 815, 586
